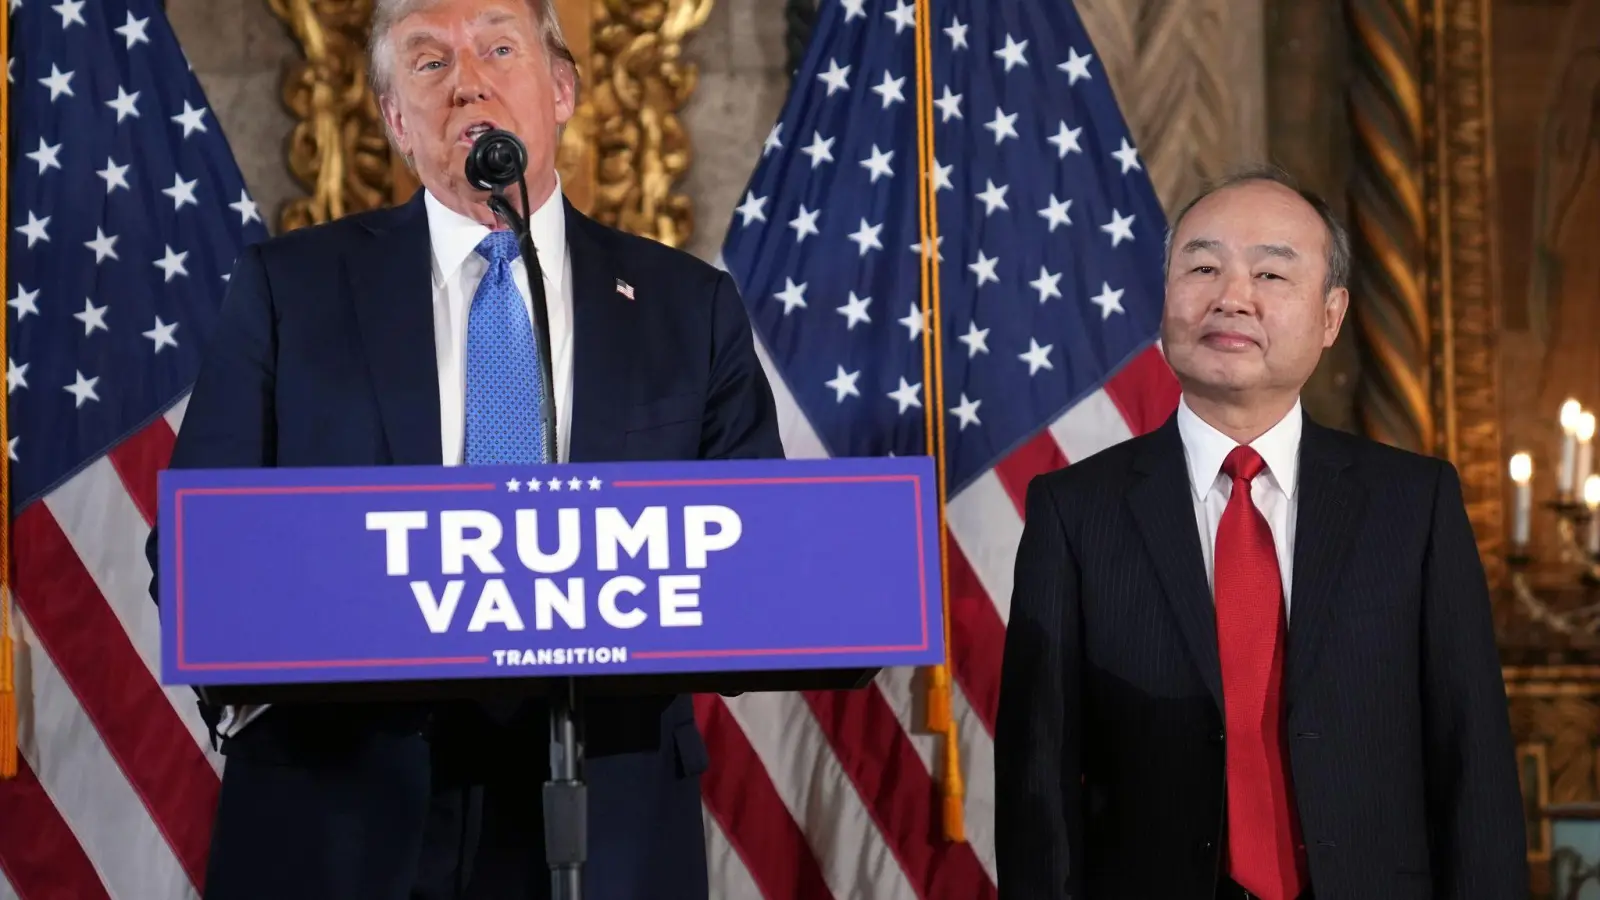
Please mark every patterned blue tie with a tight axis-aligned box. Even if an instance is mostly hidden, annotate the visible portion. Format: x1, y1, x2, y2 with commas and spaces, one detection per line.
464, 230, 549, 466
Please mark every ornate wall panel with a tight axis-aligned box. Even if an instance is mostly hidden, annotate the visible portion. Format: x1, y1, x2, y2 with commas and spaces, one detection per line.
1072, 0, 1266, 214
270, 0, 711, 249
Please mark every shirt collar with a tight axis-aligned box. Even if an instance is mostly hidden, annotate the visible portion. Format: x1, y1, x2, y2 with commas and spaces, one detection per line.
1175, 394, 1303, 501
424, 175, 567, 293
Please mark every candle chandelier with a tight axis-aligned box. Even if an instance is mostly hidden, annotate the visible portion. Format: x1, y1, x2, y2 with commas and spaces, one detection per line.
1507, 400, 1600, 637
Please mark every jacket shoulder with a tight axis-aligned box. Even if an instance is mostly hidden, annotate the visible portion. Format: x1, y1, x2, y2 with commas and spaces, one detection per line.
1309, 420, 1452, 483
575, 213, 728, 294
1026, 426, 1151, 498
246, 203, 399, 268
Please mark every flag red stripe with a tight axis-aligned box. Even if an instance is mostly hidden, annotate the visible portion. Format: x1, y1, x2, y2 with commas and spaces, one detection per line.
1104, 345, 1181, 435
0, 756, 111, 900
942, 537, 1004, 733
13, 504, 218, 891
992, 429, 1067, 518
694, 695, 834, 900
106, 416, 178, 526
802, 688, 995, 900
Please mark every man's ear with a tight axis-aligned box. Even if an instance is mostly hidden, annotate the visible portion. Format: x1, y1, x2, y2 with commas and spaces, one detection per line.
551, 59, 578, 126
380, 93, 413, 159
1322, 285, 1350, 348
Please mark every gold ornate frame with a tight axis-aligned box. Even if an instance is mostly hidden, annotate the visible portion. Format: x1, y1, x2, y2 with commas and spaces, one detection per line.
1346, 0, 1505, 584
268, 0, 712, 249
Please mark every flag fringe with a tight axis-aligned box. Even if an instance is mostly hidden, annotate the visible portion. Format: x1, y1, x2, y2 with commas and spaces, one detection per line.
0, 0, 15, 781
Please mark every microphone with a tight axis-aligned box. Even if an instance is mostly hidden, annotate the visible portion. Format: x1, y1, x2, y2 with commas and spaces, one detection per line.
464, 127, 528, 191
462, 126, 580, 900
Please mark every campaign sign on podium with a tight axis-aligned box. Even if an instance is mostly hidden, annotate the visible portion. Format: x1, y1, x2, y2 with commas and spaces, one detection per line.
157, 456, 944, 693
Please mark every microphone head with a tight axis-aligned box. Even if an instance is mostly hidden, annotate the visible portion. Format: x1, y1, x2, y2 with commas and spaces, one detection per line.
464, 128, 528, 191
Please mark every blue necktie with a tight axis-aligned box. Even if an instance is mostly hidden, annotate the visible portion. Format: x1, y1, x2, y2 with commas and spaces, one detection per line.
464, 230, 549, 466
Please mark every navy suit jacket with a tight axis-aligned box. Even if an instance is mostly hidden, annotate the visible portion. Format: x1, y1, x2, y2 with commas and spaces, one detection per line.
148, 189, 783, 899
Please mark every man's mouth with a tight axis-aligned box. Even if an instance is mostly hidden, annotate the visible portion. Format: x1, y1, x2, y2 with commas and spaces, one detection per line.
459, 121, 498, 144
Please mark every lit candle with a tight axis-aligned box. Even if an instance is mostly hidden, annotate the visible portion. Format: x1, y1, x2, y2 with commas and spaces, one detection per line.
1560, 399, 1583, 497
1577, 412, 1597, 496
1586, 474, 1600, 557
1511, 452, 1533, 552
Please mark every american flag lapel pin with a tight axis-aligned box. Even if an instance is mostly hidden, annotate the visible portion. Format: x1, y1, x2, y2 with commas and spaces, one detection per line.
616, 278, 635, 300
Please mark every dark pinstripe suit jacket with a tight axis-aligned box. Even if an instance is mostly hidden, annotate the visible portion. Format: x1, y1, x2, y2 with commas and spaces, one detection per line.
995, 410, 1527, 899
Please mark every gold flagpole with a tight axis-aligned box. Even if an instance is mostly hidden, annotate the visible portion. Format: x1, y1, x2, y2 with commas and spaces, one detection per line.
1, 0, 19, 780
912, 0, 961, 842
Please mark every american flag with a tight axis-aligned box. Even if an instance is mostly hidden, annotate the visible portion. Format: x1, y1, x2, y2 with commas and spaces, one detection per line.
0, 0, 267, 896
700, 0, 1179, 895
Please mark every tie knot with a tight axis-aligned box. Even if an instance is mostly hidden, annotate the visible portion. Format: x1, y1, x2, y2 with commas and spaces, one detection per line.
475, 230, 519, 264
1221, 445, 1267, 483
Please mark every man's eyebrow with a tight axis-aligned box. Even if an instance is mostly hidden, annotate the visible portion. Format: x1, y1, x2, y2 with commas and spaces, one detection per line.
1179, 238, 1221, 255
1254, 243, 1298, 261
399, 29, 446, 55
400, 10, 521, 54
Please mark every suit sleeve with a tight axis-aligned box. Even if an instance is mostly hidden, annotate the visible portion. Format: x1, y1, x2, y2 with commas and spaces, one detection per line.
698, 270, 784, 462
145, 243, 279, 607
1420, 461, 1528, 897
996, 476, 1083, 899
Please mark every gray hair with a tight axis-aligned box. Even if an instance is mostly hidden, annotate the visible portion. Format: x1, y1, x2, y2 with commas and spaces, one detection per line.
367, 0, 579, 101
1162, 164, 1351, 297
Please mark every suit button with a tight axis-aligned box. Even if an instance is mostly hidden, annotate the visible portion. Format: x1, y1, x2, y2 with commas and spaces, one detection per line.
1212, 729, 1225, 742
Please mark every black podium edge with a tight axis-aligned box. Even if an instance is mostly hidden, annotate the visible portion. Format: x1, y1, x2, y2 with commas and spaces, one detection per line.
194, 666, 881, 706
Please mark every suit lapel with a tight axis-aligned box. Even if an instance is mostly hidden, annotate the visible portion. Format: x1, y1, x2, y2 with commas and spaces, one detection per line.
1285, 418, 1363, 706
1127, 416, 1224, 711
565, 202, 635, 463
347, 191, 443, 466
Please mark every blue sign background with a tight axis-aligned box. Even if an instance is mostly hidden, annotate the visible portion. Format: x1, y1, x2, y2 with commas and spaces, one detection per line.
159, 457, 944, 686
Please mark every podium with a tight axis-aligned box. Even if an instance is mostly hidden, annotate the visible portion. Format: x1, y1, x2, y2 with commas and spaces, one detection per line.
158, 455, 945, 899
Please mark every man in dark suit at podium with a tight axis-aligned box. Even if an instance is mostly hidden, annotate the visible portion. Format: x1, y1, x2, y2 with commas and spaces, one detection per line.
995, 168, 1527, 899
147, 0, 782, 897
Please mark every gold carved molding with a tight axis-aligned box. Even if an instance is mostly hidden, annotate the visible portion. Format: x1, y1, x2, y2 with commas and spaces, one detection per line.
269, 0, 711, 249
1421, 0, 1505, 587
1346, 0, 1504, 584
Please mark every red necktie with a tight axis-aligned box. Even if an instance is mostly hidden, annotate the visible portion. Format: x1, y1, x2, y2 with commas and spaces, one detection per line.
1214, 446, 1307, 900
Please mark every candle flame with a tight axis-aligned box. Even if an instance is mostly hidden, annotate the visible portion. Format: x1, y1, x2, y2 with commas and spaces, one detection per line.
1562, 399, 1584, 432
1586, 474, 1600, 509
1510, 452, 1533, 483
1580, 412, 1597, 442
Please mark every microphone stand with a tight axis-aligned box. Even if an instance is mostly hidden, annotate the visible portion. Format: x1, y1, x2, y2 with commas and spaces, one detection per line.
486, 180, 584, 900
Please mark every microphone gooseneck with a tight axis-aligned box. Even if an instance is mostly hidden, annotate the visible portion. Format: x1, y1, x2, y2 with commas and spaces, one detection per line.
462, 128, 582, 900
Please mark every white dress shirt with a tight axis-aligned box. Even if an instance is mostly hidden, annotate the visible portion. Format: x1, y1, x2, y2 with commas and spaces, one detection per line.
425, 184, 575, 466
218, 181, 576, 739
1175, 394, 1301, 618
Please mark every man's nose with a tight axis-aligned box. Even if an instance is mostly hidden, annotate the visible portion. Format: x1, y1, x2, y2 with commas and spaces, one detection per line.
451, 55, 491, 106
1211, 272, 1255, 315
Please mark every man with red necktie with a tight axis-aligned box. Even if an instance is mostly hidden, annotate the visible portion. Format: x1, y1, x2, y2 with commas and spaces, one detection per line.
995, 166, 1528, 899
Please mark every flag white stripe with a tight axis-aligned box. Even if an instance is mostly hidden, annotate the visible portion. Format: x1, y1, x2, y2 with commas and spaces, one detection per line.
1048, 388, 1133, 464
702, 804, 765, 900
748, 331, 1006, 889
872, 667, 998, 880
945, 469, 1024, 625
164, 393, 190, 434
720, 692, 919, 900
14, 611, 199, 900
44, 460, 222, 771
